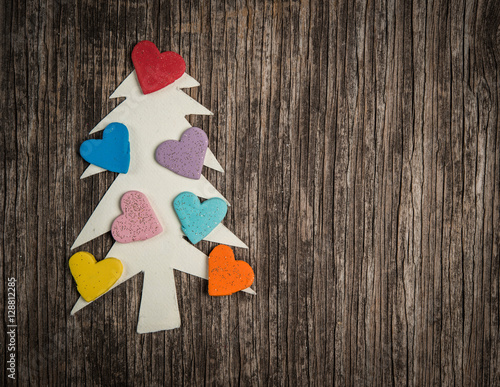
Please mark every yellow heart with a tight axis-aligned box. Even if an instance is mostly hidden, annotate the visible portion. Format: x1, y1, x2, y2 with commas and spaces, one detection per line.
69, 251, 123, 302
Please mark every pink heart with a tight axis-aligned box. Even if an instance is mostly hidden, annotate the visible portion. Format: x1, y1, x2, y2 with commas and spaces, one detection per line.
111, 191, 163, 243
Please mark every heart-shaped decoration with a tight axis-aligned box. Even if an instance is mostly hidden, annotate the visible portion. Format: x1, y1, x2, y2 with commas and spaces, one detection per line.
132, 40, 186, 94
155, 127, 208, 179
80, 122, 130, 173
208, 245, 254, 296
173, 192, 227, 244
111, 191, 163, 243
69, 251, 123, 302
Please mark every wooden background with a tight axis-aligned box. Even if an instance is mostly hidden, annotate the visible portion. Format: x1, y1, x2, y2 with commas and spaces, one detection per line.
1, 0, 500, 385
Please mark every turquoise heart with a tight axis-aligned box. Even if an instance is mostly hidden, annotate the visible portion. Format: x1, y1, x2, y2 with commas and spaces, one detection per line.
173, 192, 228, 244
80, 123, 130, 173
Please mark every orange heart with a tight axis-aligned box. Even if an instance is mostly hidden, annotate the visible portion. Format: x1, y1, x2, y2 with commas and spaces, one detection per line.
208, 245, 254, 296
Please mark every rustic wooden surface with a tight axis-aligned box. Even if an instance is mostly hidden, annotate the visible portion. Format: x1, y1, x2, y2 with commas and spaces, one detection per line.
1, 0, 500, 385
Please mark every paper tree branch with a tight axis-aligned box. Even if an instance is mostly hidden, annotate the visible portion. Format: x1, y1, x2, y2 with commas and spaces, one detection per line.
72, 71, 253, 333
71, 237, 254, 333
81, 72, 223, 178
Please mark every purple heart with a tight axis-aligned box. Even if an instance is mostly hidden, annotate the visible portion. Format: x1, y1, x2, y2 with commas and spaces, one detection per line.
155, 127, 208, 179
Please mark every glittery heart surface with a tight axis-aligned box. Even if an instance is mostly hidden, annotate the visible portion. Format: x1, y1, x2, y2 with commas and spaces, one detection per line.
208, 245, 254, 296
111, 191, 163, 243
69, 251, 123, 302
131, 40, 186, 94
173, 192, 227, 244
155, 127, 208, 179
79, 122, 130, 174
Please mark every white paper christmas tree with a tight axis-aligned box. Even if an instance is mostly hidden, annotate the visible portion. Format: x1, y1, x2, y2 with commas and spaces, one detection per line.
71, 70, 254, 333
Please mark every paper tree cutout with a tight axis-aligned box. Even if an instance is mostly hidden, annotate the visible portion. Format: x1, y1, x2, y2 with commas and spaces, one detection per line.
72, 70, 254, 333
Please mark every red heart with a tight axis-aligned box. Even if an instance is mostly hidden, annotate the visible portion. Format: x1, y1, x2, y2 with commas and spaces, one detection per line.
131, 40, 186, 94
208, 245, 254, 296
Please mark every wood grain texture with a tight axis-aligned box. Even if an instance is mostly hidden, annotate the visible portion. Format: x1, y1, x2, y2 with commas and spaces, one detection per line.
1, 0, 499, 385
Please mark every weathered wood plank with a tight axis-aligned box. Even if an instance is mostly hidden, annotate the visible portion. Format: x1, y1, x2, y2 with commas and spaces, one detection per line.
1, 0, 499, 385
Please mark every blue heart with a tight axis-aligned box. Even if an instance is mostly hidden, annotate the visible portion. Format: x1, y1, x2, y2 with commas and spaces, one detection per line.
173, 192, 228, 244
80, 123, 130, 173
